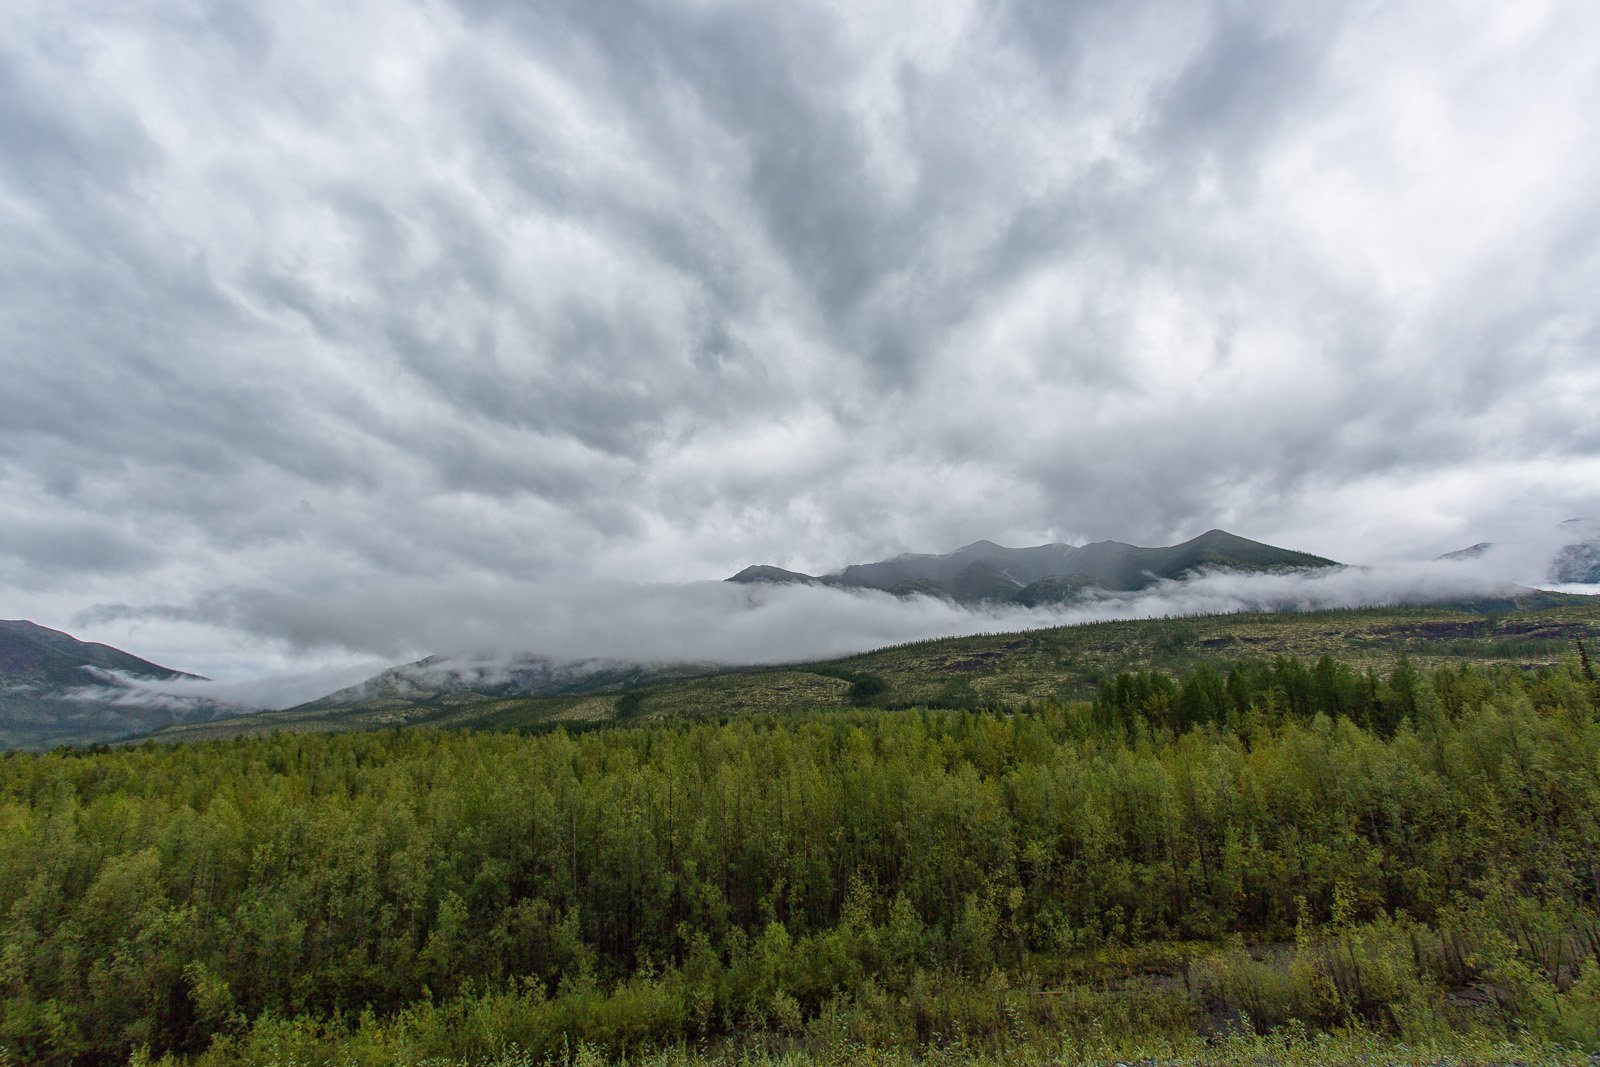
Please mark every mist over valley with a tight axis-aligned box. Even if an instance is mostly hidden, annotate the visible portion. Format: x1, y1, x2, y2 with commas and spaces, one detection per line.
8, 522, 1596, 748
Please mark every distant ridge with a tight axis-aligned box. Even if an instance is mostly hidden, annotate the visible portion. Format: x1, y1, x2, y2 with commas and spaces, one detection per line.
727, 565, 816, 585
728, 529, 1338, 606
1438, 543, 1494, 562
0, 620, 210, 749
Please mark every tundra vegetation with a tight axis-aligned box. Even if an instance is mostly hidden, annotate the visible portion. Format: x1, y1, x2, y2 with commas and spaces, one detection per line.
3, 640, 1600, 1064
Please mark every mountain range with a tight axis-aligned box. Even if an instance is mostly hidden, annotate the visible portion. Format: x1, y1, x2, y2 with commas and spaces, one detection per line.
0, 530, 1336, 748
728, 528, 1340, 605
9, 525, 1598, 750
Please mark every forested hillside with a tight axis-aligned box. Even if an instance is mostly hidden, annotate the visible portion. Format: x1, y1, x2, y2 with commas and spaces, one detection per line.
149, 599, 1600, 743
3, 650, 1598, 1064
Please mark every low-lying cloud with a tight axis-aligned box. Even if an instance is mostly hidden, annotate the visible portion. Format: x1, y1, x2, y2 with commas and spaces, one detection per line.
66, 661, 389, 717
93, 535, 1595, 714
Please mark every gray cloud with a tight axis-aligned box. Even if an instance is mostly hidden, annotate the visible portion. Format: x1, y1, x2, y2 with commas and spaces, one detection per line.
2, 0, 1599, 679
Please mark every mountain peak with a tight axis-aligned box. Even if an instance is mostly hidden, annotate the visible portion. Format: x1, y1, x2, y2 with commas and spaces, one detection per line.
727, 565, 816, 585
955, 539, 1005, 553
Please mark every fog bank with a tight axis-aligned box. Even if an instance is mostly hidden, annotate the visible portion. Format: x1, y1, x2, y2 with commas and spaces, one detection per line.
93, 540, 1594, 714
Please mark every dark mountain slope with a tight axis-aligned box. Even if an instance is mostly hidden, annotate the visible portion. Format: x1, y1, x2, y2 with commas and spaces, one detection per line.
726, 565, 816, 584
0, 619, 195, 686
729, 529, 1338, 604
1014, 574, 1107, 607
1551, 540, 1600, 584
950, 560, 1025, 603
1146, 528, 1337, 579
830, 539, 1084, 592
0, 620, 210, 749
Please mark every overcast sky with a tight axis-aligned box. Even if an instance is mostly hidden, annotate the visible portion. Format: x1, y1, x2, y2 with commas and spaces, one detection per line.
4, 0, 1600, 681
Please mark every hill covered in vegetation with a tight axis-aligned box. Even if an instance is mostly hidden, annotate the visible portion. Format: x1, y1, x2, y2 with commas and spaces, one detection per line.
148, 595, 1600, 744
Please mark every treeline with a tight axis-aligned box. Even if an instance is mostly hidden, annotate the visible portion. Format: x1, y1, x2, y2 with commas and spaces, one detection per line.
1092, 653, 1435, 739
0, 656, 1597, 1063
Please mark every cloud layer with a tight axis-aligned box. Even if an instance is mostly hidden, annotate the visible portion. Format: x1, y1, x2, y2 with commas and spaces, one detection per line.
96, 538, 1593, 713
3, 0, 1599, 677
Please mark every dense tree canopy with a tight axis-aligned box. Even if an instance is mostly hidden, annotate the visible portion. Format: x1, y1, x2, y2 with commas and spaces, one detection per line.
1, 655, 1597, 1063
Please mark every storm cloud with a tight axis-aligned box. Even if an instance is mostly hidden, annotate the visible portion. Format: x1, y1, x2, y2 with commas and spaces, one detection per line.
3, 0, 1599, 679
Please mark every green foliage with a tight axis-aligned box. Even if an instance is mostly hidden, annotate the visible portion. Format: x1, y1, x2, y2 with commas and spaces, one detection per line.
808, 667, 891, 706
844, 675, 890, 705
2, 652, 1599, 1063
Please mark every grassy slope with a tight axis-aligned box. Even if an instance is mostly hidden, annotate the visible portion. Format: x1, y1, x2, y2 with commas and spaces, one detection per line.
147, 595, 1600, 744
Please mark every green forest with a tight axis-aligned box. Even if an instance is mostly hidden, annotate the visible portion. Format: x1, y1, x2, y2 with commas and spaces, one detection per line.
3, 649, 1600, 1065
